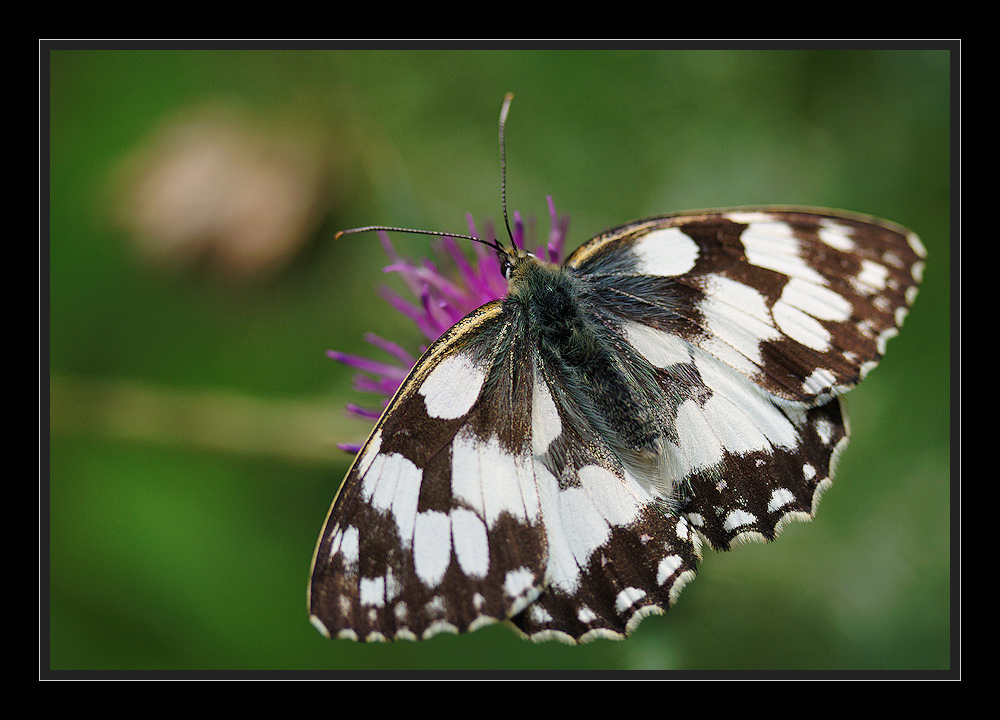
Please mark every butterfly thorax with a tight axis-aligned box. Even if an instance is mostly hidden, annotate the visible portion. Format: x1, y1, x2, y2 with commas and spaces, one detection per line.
503, 255, 664, 464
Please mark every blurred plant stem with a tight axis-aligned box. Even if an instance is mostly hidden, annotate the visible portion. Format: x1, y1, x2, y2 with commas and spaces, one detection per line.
49, 373, 365, 465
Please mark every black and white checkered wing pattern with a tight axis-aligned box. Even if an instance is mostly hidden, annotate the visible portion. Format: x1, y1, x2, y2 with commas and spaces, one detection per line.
309, 303, 549, 641
568, 209, 925, 405
565, 208, 925, 549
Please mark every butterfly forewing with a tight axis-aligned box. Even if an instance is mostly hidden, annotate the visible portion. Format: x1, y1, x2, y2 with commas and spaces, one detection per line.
309, 302, 550, 640
311, 207, 924, 643
567, 208, 925, 405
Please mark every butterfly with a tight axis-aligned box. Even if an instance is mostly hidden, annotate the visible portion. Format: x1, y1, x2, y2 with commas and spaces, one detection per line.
308, 96, 925, 643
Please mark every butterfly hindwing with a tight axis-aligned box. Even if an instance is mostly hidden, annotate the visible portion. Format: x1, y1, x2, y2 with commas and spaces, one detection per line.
510, 496, 701, 641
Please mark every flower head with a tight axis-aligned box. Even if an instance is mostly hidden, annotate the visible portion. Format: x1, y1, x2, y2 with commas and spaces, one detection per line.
329, 197, 569, 452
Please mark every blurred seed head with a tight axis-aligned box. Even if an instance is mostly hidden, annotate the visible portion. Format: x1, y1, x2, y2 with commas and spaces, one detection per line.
113, 105, 337, 280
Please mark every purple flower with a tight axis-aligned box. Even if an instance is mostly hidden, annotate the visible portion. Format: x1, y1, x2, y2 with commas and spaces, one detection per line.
330, 197, 569, 452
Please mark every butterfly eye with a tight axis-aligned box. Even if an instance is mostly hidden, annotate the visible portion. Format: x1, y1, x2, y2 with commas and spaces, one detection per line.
501, 256, 516, 280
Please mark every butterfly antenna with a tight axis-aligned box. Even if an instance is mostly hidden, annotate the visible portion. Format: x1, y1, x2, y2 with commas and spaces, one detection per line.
334, 224, 500, 253
498, 92, 516, 247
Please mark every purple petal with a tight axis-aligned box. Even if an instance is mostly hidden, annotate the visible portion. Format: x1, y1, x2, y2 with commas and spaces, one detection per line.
378, 233, 425, 298
346, 403, 383, 420
511, 211, 524, 249
363, 333, 415, 366
378, 286, 440, 340
326, 349, 405, 378
441, 236, 480, 290
547, 195, 569, 262
386, 261, 473, 307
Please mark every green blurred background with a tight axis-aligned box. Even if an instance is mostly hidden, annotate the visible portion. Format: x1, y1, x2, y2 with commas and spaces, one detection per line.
47, 47, 952, 673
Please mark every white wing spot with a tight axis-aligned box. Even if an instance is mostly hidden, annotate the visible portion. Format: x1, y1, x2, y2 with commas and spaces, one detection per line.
632, 226, 700, 276
907, 231, 927, 259
692, 349, 799, 450
676, 516, 690, 540
419, 352, 486, 419
334, 525, 360, 565
802, 367, 838, 396
413, 510, 451, 587
615, 587, 647, 613
624, 321, 692, 369
452, 431, 539, 525
699, 275, 782, 377
723, 509, 757, 532
543, 461, 657, 596
393, 602, 409, 622
780, 277, 853, 323
737, 218, 825, 284
815, 419, 835, 445
656, 555, 682, 585
856, 259, 890, 293
451, 507, 490, 579
504, 566, 537, 600
531, 372, 562, 456
362, 452, 422, 548
528, 604, 554, 624
767, 488, 796, 513
773, 300, 831, 352
818, 220, 856, 252
359, 575, 386, 607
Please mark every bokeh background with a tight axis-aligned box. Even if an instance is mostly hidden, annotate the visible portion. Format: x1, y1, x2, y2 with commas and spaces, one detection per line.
47, 47, 952, 673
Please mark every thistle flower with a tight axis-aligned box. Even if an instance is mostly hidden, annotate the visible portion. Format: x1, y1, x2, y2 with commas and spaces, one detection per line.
329, 196, 569, 452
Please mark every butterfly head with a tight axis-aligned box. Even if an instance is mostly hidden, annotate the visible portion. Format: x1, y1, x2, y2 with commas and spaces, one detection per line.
496, 240, 540, 281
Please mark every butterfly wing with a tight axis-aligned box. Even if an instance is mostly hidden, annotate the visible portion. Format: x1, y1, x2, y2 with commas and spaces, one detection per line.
309, 301, 552, 640
563, 208, 925, 550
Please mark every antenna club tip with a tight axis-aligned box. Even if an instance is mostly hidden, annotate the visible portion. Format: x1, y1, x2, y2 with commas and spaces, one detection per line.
500, 93, 514, 123
333, 230, 345, 240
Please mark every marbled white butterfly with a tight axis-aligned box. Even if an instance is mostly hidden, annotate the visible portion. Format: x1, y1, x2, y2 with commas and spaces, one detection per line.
308, 95, 925, 643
